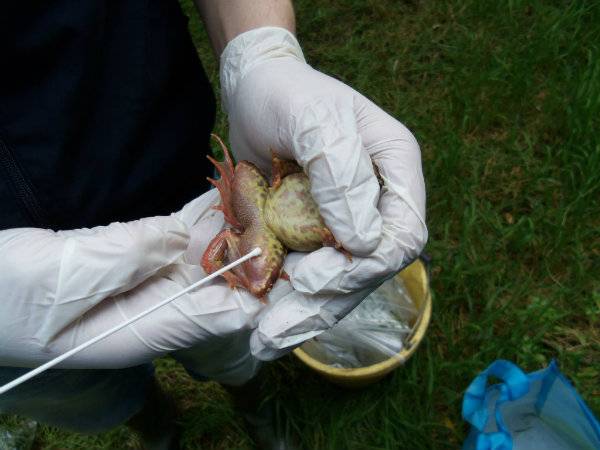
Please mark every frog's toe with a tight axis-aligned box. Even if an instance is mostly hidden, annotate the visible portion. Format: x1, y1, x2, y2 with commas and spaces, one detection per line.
207, 135, 242, 229
339, 247, 353, 262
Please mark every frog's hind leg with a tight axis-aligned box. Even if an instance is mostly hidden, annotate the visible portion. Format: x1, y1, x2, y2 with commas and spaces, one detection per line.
271, 150, 303, 189
207, 134, 242, 230
201, 229, 249, 289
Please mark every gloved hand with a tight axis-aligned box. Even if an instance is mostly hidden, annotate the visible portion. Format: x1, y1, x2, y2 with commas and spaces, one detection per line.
220, 27, 428, 358
0, 190, 261, 373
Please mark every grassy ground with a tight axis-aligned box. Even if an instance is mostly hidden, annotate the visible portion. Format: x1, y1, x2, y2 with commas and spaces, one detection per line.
2, 0, 599, 448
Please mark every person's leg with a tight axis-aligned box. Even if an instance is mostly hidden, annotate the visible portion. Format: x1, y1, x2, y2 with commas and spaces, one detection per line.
0, 364, 178, 449
173, 331, 298, 449
220, 366, 296, 450
126, 376, 180, 450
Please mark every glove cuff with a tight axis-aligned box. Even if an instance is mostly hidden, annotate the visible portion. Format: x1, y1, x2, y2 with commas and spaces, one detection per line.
220, 26, 306, 114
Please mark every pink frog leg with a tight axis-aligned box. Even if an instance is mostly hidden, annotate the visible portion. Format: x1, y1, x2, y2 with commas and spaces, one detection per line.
271, 150, 303, 189
207, 134, 242, 230
201, 229, 249, 290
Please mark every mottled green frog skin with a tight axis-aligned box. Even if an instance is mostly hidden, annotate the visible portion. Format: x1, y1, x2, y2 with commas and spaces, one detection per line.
264, 173, 329, 252
201, 137, 335, 299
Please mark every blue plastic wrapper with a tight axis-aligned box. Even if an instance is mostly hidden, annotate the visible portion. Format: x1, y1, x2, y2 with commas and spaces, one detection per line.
462, 359, 600, 450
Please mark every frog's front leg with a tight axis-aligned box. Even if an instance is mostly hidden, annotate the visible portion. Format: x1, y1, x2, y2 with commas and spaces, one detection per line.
271, 151, 303, 189
201, 229, 249, 289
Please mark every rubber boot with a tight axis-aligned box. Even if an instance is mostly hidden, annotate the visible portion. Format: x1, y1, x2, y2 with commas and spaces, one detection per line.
223, 370, 299, 450
126, 378, 180, 450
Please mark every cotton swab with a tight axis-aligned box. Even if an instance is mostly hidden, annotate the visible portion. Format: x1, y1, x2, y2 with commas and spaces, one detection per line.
0, 247, 262, 395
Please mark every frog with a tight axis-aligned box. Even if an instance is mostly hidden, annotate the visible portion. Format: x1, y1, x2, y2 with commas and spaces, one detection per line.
201, 135, 347, 299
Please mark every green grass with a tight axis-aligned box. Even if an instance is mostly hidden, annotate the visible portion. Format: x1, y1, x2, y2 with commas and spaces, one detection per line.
2, 0, 599, 448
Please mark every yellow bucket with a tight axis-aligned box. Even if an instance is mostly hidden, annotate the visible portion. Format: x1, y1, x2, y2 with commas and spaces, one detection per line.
293, 258, 432, 388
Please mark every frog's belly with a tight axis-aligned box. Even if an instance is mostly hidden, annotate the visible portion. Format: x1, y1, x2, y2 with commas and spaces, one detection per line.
264, 173, 328, 252
237, 225, 286, 297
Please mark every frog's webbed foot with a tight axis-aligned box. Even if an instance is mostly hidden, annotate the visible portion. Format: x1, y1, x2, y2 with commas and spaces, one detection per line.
319, 227, 353, 261
271, 150, 303, 189
207, 134, 242, 230
201, 229, 249, 290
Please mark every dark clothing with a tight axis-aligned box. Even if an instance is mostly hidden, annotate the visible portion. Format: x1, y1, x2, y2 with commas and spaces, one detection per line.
0, 0, 216, 231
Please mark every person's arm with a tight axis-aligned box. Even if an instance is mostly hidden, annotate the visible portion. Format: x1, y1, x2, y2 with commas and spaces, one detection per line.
195, 0, 295, 56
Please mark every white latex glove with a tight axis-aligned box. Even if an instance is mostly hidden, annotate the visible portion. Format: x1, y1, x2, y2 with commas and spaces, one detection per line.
0, 190, 261, 375
221, 27, 427, 293
219, 27, 428, 359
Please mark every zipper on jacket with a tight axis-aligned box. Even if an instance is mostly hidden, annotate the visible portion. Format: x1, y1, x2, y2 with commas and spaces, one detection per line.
0, 135, 49, 228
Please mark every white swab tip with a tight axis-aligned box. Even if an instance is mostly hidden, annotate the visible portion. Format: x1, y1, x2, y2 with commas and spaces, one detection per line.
250, 247, 262, 257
